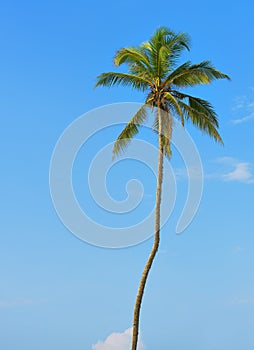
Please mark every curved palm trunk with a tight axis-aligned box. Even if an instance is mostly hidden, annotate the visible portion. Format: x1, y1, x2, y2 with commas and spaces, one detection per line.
131, 109, 164, 350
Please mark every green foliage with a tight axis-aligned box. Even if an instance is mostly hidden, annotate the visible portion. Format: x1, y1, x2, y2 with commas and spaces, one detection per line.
95, 26, 230, 156
94, 72, 150, 91
113, 104, 150, 157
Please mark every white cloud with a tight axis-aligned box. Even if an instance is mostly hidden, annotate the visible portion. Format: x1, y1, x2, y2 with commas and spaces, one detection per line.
213, 157, 254, 184
231, 91, 254, 124
0, 299, 36, 308
177, 157, 254, 184
223, 162, 254, 183
231, 111, 254, 124
232, 95, 249, 110
92, 328, 144, 350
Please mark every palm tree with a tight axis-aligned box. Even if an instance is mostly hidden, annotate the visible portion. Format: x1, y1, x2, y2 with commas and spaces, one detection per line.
95, 27, 230, 350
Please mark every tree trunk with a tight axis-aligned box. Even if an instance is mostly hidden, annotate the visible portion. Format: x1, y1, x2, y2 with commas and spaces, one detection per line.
131, 108, 164, 350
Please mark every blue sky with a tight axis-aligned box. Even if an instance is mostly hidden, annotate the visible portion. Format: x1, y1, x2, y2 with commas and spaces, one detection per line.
0, 1, 254, 349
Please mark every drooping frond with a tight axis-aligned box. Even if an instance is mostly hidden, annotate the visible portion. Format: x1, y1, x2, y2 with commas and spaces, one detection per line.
173, 91, 219, 126
164, 61, 230, 88
161, 110, 173, 158
153, 108, 173, 159
163, 92, 184, 124
113, 104, 150, 157
178, 99, 223, 143
188, 96, 219, 126
95, 72, 151, 91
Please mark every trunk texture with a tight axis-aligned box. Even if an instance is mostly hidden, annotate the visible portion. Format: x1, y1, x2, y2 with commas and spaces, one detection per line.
131, 109, 164, 350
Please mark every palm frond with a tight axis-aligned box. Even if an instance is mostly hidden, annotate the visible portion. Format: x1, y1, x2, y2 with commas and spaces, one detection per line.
173, 91, 219, 126
161, 110, 173, 158
164, 31, 190, 67
128, 62, 154, 82
95, 72, 151, 91
114, 47, 152, 71
142, 27, 190, 80
161, 61, 192, 86
113, 104, 150, 157
165, 31, 191, 52
163, 61, 230, 88
178, 100, 223, 144
163, 92, 184, 124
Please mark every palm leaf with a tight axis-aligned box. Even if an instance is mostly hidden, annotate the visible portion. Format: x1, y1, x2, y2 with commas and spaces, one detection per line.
178, 100, 223, 143
163, 92, 184, 124
95, 72, 151, 91
141, 27, 190, 79
173, 91, 219, 126
163, 61, 230, 88
114, 47, 152, 72
113, 104, 150, 157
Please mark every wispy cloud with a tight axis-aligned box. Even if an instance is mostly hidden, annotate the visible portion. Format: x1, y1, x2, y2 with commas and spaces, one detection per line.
175, 157, 254, 184
92, 328, 144, 350
0, 299, 37, 308
230, 297, 254, 305
231, 112, 254, 124
212, 157, 254, 184
222, 162, 254, 183
231, 91, 254, 124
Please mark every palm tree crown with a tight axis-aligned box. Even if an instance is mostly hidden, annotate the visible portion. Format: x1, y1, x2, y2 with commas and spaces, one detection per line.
95, 27, 230, 158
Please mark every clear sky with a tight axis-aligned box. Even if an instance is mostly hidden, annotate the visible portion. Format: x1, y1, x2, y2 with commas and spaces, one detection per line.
0, 1, 254, 350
